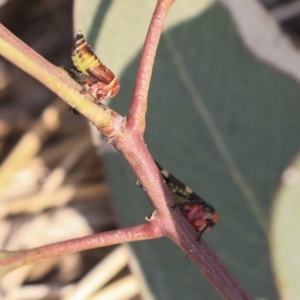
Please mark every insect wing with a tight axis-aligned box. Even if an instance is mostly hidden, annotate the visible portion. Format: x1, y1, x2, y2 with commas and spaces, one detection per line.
87, 66, 115, 84
155, 161, 206, 205
87, 67, 120, 99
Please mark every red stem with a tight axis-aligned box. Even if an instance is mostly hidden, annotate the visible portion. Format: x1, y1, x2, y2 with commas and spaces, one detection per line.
1, 223, 162, 271
113, 129, 254, 300
0, 2, 254, 298
169, 234, 253, 300
127, 0, 174, 132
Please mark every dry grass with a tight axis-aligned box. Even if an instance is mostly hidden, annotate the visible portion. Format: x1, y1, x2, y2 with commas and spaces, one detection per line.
0, 1, 141, 299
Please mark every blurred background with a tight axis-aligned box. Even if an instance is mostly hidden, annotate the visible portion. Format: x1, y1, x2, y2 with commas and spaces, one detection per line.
1, 0, 300, 299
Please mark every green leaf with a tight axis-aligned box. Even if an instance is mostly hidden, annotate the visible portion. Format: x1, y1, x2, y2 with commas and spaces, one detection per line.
74, 1, 300, 299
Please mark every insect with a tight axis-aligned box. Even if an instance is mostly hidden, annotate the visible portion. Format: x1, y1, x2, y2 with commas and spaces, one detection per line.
70, 31, 120, 102
140, 162, 218, 241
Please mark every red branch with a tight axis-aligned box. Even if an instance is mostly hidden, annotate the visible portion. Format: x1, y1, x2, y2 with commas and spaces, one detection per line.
0, 223, 162, 272
0, 0, 254, 298
127, 0, 174, 132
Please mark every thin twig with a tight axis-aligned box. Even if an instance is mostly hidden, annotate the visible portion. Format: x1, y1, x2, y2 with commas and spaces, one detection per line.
0, 2, 254, 299
127, 0, 174, 132
0, 223, 162, 277
117, 0, 253, 298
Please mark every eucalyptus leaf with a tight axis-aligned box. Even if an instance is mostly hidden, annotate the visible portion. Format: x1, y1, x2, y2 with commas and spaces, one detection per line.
74, 1, 300, 299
